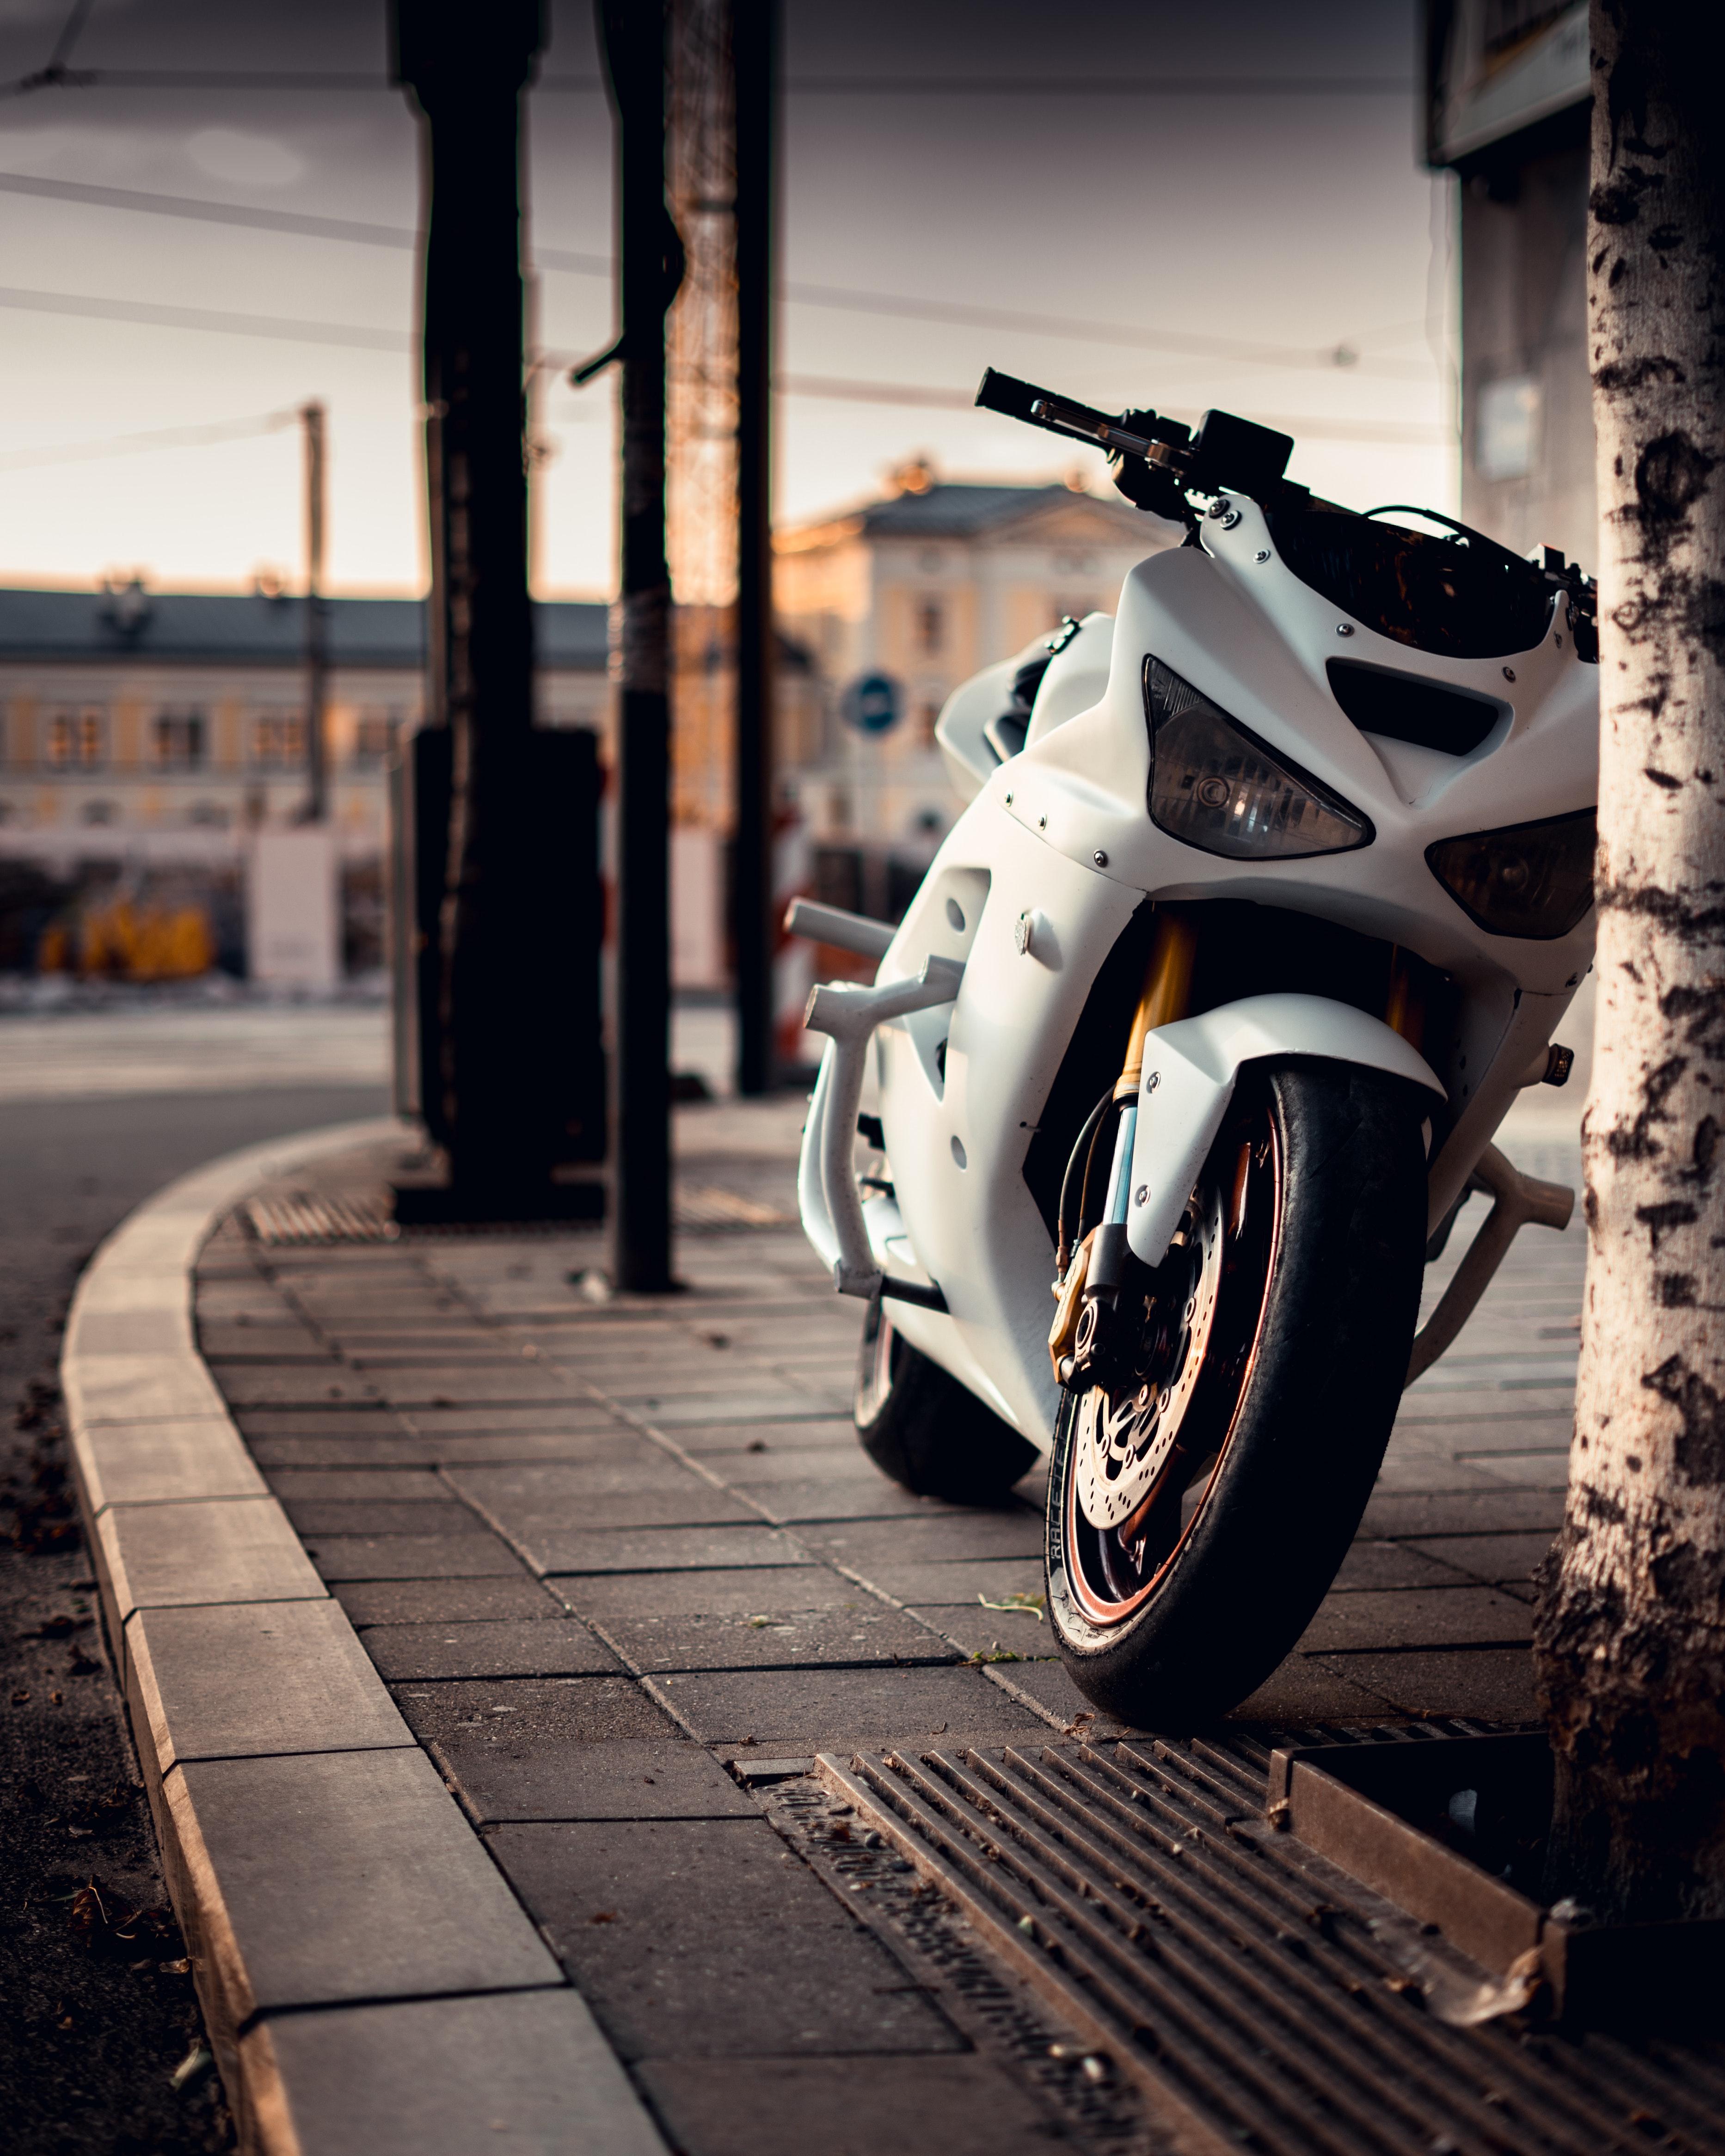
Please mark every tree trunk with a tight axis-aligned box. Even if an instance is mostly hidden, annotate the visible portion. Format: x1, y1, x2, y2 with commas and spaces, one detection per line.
1533, 0, 1725, 1923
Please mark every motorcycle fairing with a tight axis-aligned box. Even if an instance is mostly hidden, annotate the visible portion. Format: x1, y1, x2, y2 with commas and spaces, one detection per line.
804, 499, 1597, 1455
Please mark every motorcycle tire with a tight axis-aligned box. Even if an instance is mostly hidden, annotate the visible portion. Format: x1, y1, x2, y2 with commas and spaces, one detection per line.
854, 1293, 1038, 1504
1046, 1059, 1426, 1728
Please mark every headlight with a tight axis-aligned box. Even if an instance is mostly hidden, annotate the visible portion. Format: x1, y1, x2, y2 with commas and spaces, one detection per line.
1144, 657, 1373, 860
1426, 809, 1596, 939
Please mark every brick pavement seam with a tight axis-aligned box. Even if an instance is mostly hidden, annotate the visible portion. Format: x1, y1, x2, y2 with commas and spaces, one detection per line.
397, 1249, 1084, 1735
61, 1119, 668, 2156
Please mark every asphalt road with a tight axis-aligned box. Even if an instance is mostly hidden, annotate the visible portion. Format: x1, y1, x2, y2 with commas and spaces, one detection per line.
0, 1079, 387, 2156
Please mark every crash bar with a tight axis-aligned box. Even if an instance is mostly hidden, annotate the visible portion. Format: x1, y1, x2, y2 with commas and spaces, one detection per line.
784, 897, 895, 963
802, 954, 963, 1307
1406, 1143, 1573, 1387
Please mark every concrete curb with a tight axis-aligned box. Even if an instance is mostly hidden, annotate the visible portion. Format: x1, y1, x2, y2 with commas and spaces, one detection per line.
63, 1119, 667, 2156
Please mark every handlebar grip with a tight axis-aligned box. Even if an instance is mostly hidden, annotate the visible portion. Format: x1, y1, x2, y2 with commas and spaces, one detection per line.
975, 368, 1114, 435
974, 368, 1046, 423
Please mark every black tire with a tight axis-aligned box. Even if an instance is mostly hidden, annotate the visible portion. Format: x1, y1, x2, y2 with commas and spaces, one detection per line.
854, 1295, 1039, 1503
1046, 1060, 1426, 1727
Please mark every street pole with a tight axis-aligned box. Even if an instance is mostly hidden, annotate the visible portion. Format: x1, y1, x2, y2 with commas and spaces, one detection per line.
300, 399, 329, 825
732, 0, 777, 1096
392, 0, 554, 1206
599, 0, 682, 1290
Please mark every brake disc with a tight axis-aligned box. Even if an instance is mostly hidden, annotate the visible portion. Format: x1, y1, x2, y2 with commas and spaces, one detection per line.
1076, 1182, 1225, 1531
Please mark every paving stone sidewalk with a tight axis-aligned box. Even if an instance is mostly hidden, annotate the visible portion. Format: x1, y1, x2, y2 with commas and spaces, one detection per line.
189, 1097, 1615, 2154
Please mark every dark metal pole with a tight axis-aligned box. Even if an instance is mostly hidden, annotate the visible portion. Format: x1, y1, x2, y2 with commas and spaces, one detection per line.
732, 0, 777, 1096
393, 0, 551, 1202
600, 0, 681, 1291
301, 399, 329, 824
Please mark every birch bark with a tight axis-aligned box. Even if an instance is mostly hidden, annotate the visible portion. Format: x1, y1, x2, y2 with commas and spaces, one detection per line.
1533, 1, 1725, 1920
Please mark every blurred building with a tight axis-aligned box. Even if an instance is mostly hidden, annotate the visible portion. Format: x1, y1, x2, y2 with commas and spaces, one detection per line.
0, 579, 608, 975
663, 603, 820, 991
1424, 1, 1592, 564
0, 455, 1172, 978
776, 460, 1168, 855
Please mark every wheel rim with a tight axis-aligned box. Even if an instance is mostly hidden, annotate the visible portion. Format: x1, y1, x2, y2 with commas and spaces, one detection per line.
1058, 1090, 1282, 1629
854, 1298, 899, 1425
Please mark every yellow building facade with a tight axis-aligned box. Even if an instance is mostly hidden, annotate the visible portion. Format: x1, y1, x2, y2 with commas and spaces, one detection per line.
775, 464, 1174, 848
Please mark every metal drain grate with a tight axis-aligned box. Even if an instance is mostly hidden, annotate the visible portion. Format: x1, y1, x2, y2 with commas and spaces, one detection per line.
818, 1740, 1725, 2156
244, 1193, 399, 1245
674, 1182, 792, 1229
241, 1182, 791, 1245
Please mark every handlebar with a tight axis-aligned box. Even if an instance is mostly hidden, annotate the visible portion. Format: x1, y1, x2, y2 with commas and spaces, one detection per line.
977, 367, 1596, 640
976, 366, 1295, 504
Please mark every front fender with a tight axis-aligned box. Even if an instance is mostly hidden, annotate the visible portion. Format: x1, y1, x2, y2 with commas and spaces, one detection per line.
1125, 992, 1445, 1267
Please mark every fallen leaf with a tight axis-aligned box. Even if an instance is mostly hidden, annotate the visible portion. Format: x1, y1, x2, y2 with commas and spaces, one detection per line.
588, 1910, 619, 1925
171, 2042, 212, 2093
1424, 1946, 1544, 2027
67, 1880, 107, 1943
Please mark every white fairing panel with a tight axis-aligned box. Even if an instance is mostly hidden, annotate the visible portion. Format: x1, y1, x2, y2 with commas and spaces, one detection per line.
1026, 613, 1115, 746
933, 654, 1018, 802
1125, 995, 1445, 1268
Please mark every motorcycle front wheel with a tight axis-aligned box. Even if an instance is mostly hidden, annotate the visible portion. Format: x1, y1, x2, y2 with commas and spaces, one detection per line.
1045, 1060, 1426, 1728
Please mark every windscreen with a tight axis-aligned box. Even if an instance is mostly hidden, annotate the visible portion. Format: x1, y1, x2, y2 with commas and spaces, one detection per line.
1264, 505, 1555, 660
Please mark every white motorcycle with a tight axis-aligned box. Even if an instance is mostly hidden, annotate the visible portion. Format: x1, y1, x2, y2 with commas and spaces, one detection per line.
790, 370, 1596, 1726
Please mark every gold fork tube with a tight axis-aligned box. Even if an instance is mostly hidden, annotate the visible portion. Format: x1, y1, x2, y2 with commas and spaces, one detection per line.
1384, 945, 1427, 1054
1116, 907, 1198, 1100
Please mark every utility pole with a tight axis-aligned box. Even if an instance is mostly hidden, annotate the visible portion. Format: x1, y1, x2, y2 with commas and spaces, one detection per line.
1534, 0, 1725, 1922
392, 0, 564, 1208
598, 0, 683, 1290
300, 399, 329, 824
732, 0, 777, 1096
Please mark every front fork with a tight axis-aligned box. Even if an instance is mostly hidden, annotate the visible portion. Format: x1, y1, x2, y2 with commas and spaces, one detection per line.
1048, 908, 1434, 1385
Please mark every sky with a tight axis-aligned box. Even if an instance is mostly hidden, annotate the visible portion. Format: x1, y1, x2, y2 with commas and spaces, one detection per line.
0, 0, 1456, 600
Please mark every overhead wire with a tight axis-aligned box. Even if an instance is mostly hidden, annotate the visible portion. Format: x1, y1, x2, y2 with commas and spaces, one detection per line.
0, 285, 1442, 448
3, 0, 94, 98
0, 407, 298, 472
1, 68, 1412, 98
0, 282, 410, 352
0, 169, 1432, 379
767, 372, 1446, 442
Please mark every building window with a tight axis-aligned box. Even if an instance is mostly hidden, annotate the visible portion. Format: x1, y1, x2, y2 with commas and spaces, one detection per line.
1476, 374, 1541, 482
353, 710, 400, 766
917, 699, 942, 749
915, 597, 944, 655
252, 712, 304, 769
81, 799, 119, 826
153, 711, 206, 770
47, 708, 107, 769
187, 800, 230, 828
